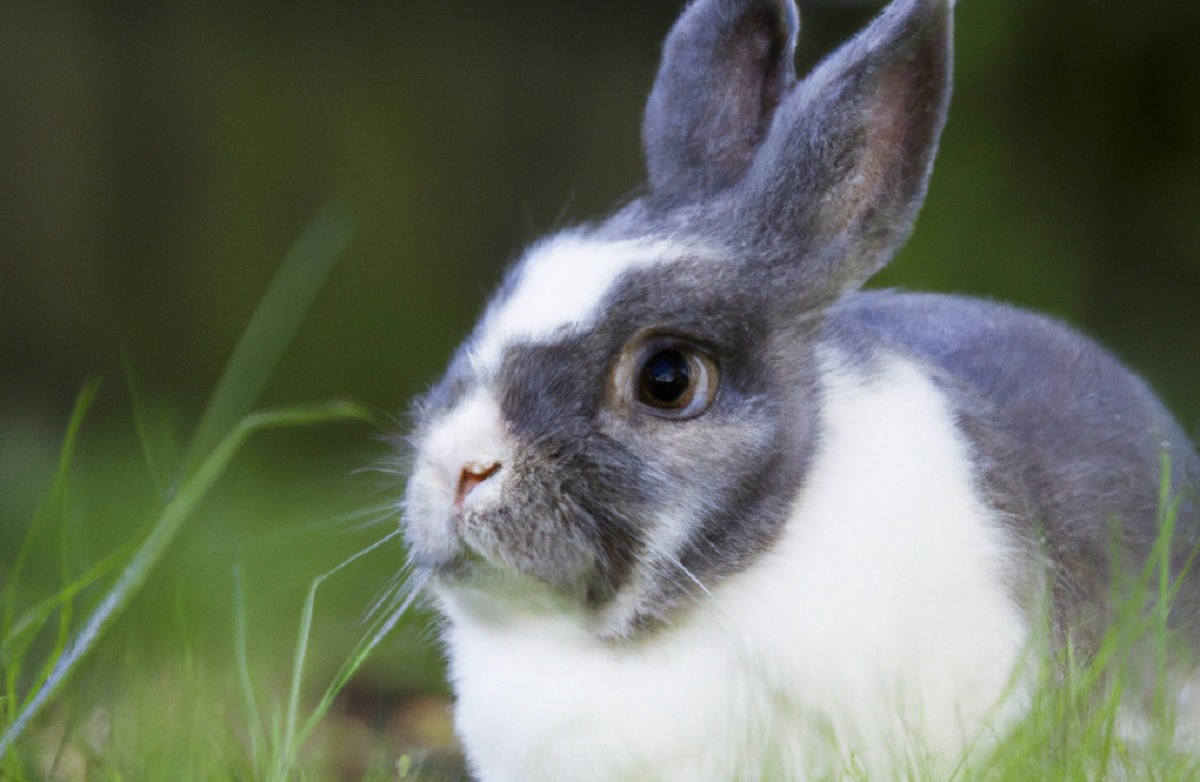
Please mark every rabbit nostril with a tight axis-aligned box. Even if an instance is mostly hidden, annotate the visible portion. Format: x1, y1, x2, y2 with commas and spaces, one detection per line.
455, 461, 501, 508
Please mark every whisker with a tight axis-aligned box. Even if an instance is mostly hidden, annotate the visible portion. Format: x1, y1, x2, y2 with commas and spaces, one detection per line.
237, 504, 401, 551
671, 557, 714, 600
340, 505, 401, 534
359, 566, 434, 650
324, 525, 403, 580
361, 567, 409, 625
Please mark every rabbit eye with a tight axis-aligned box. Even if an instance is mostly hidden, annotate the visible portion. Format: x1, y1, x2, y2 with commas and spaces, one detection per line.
635, 346, 717, 419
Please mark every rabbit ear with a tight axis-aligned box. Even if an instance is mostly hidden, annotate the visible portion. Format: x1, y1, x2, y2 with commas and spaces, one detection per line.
642, 0, 800, 203
640, 0, 953, 304
734, 0, 954, 297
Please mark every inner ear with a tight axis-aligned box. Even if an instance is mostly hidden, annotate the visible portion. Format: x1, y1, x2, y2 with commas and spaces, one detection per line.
824, 53, 936, 239
728, 0, 954, 300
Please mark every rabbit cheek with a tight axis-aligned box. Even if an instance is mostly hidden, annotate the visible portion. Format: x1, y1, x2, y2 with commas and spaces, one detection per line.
474, 457, 638, 596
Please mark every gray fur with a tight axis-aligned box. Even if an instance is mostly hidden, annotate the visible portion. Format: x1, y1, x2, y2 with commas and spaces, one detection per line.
643, 0, 799, 202
403, 0, 1200, 650
409, 252, 822, 633
625, 0, 953, 309
823, 291, 1200, 647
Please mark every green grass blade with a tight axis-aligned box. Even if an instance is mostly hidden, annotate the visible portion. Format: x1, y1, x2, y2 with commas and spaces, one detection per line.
49, 459, 76, 728
233, 561, 264, 775
270, 532, 425, 781
0, 399, 374, 760
297, 566, 430, 748
273, 569, 320, 782
2, 538, 136, 694
3, 380, 98, 730
271, 533, 393, 780
187, 199, 356, 474
123, 349, 180, 502
3, 381, 99, 637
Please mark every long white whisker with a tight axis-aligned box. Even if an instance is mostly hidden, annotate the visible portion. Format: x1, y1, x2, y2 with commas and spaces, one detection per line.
669, 557, 714, 600
361, 569, 407, 625
360, 567, 434, 650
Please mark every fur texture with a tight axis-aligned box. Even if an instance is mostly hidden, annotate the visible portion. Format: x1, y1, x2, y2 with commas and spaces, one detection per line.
400, 0, 1200, 778
438, 350, 1031, 782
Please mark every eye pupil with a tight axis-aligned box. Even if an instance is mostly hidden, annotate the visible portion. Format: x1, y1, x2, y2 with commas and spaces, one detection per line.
639, 349, 692, 407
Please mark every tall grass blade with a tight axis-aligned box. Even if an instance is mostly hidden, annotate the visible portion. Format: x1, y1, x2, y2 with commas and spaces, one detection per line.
3, 382, 99, 638
2, 541, 133, 654
187, 199, 356, 474
0, 400, 374, 760
297, 566, 431, 757
233, 560, 264, 774
269, 532, 426, 782
3, 381, 98, 737
123, 349, 180, 502
275, 566, 319, 782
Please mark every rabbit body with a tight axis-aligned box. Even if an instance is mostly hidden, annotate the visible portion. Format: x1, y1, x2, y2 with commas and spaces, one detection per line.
401, 0, 1200, 779
439, 295, 1031, 782
426, 288, 1196, 782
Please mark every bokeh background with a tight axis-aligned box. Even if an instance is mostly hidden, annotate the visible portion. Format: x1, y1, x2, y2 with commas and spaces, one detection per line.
0, 0, 1197, 776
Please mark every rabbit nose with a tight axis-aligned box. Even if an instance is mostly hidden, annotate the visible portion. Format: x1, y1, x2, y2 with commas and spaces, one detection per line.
455, 460, 501, 508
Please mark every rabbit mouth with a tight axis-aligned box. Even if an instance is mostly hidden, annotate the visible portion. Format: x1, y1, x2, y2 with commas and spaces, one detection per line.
423, 530, 609, 620
450, 505, 605, 593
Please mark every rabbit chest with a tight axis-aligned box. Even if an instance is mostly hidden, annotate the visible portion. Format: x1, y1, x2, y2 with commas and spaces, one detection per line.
433, 352, 1030, 782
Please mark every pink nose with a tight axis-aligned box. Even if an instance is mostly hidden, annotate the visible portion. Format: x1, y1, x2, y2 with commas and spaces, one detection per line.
455, 461, 500, 508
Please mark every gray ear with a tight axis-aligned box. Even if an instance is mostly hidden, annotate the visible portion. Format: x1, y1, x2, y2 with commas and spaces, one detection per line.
642, 0, 800, 204
736, 0, 954, 296
642, 0, 953, 302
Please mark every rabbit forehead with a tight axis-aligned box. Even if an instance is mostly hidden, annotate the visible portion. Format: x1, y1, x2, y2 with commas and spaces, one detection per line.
469, 233, 714, 372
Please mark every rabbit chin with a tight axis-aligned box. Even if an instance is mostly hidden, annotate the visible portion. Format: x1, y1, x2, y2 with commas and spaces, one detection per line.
429, 540, 704, 643
436, 351, 1035, 782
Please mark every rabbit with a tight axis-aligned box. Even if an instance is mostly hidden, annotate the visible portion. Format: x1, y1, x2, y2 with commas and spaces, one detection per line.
400, 0, 1200, 779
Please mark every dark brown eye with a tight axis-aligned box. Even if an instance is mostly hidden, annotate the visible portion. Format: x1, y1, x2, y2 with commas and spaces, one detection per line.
635, 345, 717, 419
639, 349, 693, 408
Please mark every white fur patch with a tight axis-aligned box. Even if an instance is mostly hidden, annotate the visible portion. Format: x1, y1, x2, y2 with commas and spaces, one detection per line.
469, 233, 706, 372
405, 390, 513, 561
437, 352, 1031, 782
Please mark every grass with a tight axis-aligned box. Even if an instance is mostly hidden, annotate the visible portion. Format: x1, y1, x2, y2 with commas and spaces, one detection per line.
5, 421, 1197, 782
0, 204, 1196, 780
959, 459, 1200, 782
0, 202, 459, 780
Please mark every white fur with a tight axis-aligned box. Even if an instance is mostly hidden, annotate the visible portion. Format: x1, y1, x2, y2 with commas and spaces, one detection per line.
437, 352, 1032, 782
469, 234, 708, 372
406, 390, 514, 561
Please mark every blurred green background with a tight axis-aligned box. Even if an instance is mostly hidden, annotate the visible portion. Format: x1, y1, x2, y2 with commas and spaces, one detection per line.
0, 0, 1197, 774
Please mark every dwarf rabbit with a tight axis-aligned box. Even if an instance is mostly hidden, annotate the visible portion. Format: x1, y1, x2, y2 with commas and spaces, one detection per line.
401, 0, 1200, 779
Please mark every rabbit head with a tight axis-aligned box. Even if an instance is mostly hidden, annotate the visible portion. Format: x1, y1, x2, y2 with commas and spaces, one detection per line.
402, 0, 954, 639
